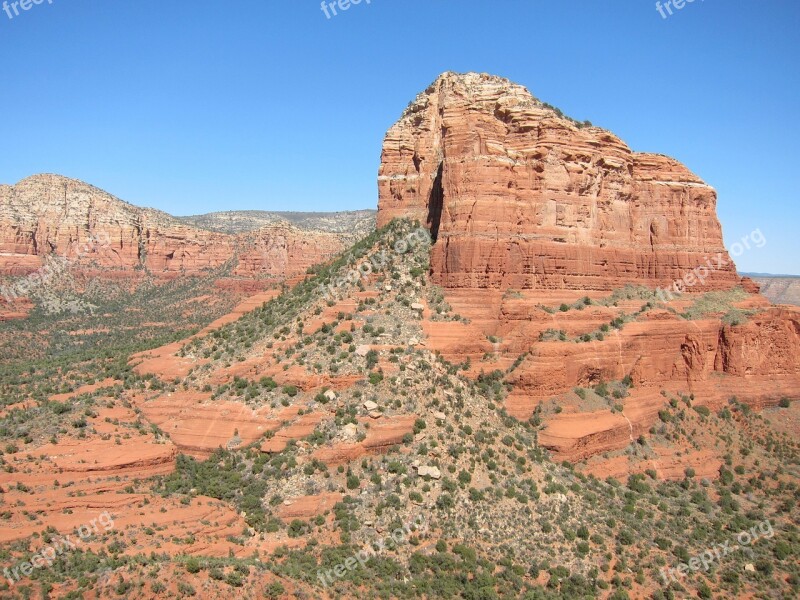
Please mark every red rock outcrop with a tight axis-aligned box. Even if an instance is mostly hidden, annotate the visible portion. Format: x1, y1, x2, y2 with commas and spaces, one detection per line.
277, 493, 343, 521
312, 415, 418, 466
378, 72, 742, 292
0, 174, 346, 282
378, 72, 800, 465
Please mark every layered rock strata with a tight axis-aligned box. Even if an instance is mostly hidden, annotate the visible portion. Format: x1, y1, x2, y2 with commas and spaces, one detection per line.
378, 72, 742, 292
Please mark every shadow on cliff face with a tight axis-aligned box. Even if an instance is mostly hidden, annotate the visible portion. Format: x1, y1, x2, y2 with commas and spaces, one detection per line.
426, 163, 444, 243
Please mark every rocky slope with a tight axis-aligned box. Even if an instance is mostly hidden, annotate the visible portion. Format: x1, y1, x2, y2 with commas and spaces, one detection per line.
1, 220, 796, 599
0, 174, 348, 282
379, 72, 742, 292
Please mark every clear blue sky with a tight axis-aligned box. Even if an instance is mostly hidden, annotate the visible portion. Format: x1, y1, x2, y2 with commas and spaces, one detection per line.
1, 0, 797, 274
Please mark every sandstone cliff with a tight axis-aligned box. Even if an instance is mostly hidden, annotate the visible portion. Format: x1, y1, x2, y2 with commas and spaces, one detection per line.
378, 72, 741, 291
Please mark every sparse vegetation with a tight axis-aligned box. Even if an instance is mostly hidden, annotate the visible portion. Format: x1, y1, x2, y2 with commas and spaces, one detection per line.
0, 221, 796, 600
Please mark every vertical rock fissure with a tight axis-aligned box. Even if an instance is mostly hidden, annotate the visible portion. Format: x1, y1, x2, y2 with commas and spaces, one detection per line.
427, 162, 444, 243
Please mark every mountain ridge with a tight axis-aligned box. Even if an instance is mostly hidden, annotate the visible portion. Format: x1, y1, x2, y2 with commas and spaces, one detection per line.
177, 208, 376, 238
0, 174, 358, 285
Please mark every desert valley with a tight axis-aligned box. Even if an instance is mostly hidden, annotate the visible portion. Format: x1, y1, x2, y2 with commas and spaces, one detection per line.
0, 71, 797, 599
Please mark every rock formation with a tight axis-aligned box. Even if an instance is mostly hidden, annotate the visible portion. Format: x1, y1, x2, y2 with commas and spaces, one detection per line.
0, 174, 347, 282
378, 72, 742, 292
378, 72, 800, 460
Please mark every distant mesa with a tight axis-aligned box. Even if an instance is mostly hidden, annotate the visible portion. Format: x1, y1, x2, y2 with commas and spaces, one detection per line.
748, 275, 800, 306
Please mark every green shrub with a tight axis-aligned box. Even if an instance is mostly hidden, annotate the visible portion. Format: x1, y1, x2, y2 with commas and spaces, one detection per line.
694, 405, 711, 417
226, 571, 244, 587
265, 582, 285, 599
178, 581, 196, 596
185, 557, 202, 574
288, 519, 308, 538
774, 541, 792, 560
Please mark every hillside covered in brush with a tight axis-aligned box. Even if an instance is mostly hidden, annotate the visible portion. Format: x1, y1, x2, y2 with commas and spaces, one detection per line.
0, 219, 797, 599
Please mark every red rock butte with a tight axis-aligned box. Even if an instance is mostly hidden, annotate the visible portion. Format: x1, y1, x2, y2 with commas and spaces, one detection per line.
378, 72, 800, 456
378, 71, 742, 292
